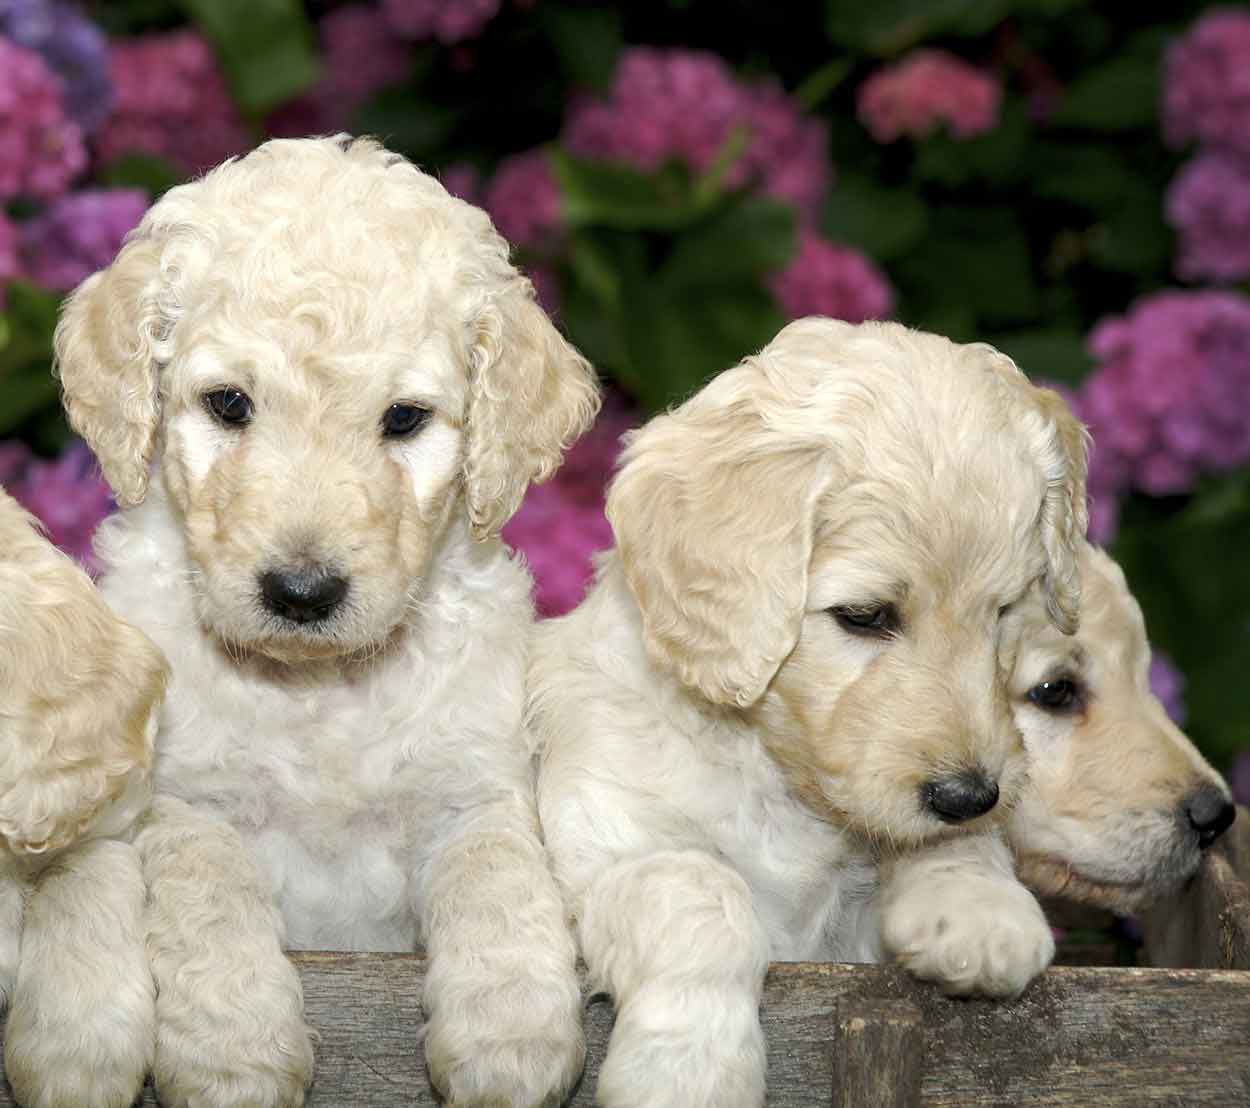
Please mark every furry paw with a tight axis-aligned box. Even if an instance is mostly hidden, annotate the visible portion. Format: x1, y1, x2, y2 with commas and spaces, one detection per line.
425, 965, 585, 1107
595, 985, 766, 1108
4, 975, 153, 1108
882, 871, 1054, 997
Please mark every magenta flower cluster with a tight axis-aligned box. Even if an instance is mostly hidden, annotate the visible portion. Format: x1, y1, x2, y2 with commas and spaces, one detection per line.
0, 440, 113, 573
856, 49, 1001, 144
381, 0, 501, 44
563, 47, 830, 222
1165, 153, 1250, 283
1078, 290, 1250, 507
19, 188, 147, 291
0, 35, 86, 202
768, 230, 894, 324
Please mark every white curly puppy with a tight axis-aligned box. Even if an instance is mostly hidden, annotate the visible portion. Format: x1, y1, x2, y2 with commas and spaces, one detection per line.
531, 318, 1088, 1108
55, 136, 599, 1108
1006, 541, 1235, 912
0, 487, 167, 1108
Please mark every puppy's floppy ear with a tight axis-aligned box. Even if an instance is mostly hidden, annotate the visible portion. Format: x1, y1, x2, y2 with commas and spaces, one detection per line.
607, 365, 834, 708
54, 233, 167, 507
464, 271, 601, 539
1031, 385, 1090, 635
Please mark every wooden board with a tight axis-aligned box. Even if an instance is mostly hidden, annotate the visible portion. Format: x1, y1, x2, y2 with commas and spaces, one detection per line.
3, 958, 1250, 1106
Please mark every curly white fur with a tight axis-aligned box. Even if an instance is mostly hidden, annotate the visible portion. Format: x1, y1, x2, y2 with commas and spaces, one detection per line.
532, 319, 1088, 1107
0, 487, 166, 1108
54, 135, 599, 1108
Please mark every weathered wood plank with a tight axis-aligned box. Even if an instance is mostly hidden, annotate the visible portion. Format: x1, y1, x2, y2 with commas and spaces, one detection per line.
830, 999, 923, 1108
1141, 805, 1250, 970
3, 958, 1250, 1106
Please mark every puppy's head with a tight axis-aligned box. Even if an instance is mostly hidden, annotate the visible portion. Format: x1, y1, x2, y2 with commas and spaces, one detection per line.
55, 136, 599, 662
607, 318, 1088, 846
1007, 543, 1234, 912
0, 490, 167, 856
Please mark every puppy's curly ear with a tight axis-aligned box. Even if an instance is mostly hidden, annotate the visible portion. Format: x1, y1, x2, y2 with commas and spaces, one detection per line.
607, 365, 834, 708
54, 233, 167, 507
1032, 385, 1090, 634
464, 273, 601, 539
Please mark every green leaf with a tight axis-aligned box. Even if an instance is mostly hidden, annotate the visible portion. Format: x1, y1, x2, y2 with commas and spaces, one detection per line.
551, 152, 708, 232
536, 6, 623, 94
351, 84, 459, 164
1051, 53, 1159, 132
97, 153, 182, 198
826, 0, 1011, 55
823, 173, 928, 263
660, 199, 796, 292
912, 100, 1031, 187
180, 0, 318, 117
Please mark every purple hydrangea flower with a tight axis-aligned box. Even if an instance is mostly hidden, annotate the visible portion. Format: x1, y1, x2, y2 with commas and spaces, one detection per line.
0, 35, 86, 201
268, 4, 412, 138
1, 439, 112, 571
768, 230, 895, 324
482, 149, 562, 249
1165, 152, 1250, 283
1079, 290, 1250, 498
857, 49, 1001, 143
0, 0, 113, 132
95, 30, 248, 176
1148, 652, 1186, 725
381, 0, 501, 44
440, 163, 480, 205
502, 392, 637, 617
1163, 8, 1250, 157
18, 187, 147, 291
564, 48, 829, 222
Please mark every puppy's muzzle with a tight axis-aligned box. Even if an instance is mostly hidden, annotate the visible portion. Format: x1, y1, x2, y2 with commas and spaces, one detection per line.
1181, 785, 1236, 850
260, 567, 349, 625
921, 769, 999, 824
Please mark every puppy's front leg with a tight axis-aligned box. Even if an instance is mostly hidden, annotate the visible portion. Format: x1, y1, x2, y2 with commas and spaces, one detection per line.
579, 850, 770, 1108
421, 805, 584, 1108
879, 831, 1054, 997
4, 839, 153, 1108
137, 797, 314, 1108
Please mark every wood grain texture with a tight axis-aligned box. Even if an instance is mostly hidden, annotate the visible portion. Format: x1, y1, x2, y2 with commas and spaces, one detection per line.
3, 959, 1250, 1106
830, 999, 923, 1108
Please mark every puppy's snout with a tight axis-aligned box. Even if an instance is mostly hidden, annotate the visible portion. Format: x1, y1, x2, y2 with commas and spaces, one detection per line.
260, 568, 349, 625
1182, 786, 1236, 849
921, 769, 1000, 824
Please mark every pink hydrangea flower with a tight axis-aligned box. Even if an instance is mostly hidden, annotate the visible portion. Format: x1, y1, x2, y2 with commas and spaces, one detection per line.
1165, 152, 1250, 283
1079, 290, 1250, 498
1148, 652, 1186, 726
268, 5, 411, 137
483, 149, 562, 249
564, 48, 829, 221
95, 30, 248, 176
768, 230, 894, 324
1163, 8, 1250, 157
2, 439, 113, 571
381, 0, 501, 44
856, 49, 1001, 143
502, 392, 637, 617
18, 187, 147, 291
0, 36, 86, 201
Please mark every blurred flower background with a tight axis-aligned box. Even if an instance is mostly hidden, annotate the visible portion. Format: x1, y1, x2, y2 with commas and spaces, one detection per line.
0, 0, 1247, 785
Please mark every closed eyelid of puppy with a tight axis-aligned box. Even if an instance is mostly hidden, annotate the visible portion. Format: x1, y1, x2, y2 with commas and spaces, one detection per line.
607, 368, 837, 709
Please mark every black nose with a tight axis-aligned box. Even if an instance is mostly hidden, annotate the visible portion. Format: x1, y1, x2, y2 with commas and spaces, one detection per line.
260, 569, 349, 624
922, 770, 1000, 824
1183, 786, 1236, 849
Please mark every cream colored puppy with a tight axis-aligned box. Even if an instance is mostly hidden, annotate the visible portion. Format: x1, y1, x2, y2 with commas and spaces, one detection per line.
55, 136, 599, 1108
532, 318, 1088, 1108
1007, 541, 1234, 912
0, 487, 167, 1108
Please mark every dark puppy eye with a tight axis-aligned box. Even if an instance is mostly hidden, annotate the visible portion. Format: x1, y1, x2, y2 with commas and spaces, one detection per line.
829, 603, 900, 637
382, 403, 432, 438
1027, 677, 1085, 713
204, 386, 253, 427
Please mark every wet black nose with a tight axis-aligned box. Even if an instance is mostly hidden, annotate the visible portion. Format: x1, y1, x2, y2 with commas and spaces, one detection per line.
921, 770, 1000, 824
260, 569, 349, 624
1183, 786, 1236, 849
